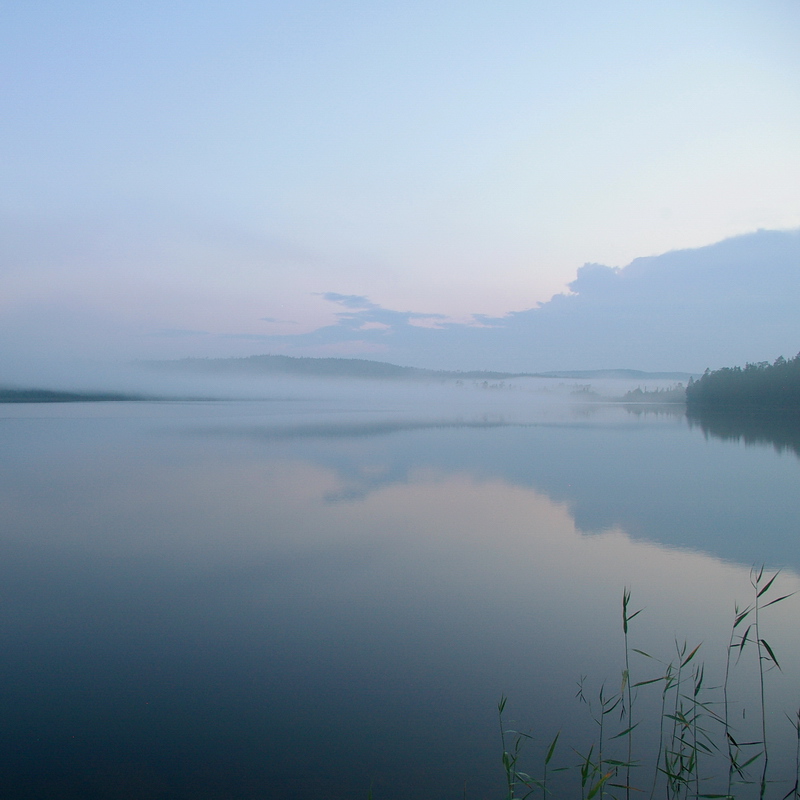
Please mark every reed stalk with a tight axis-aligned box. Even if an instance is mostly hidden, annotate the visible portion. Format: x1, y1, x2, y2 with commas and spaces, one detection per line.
496, 571, 795, 800
622, 588, 643, 800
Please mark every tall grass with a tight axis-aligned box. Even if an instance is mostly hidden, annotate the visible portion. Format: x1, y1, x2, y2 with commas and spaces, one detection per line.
497, 569, 797, 799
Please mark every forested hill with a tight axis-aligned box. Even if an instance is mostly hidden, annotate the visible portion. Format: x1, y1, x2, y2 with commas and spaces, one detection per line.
143, 354, 691, 382
685, 354, 800, 411
143, 354, 524, 380
0, 388, 148, 403
147, 354, 436, 379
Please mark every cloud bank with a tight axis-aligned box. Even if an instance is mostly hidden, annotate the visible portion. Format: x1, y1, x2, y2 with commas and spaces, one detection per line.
246, 229, 800, 373
2, 229, 798, 378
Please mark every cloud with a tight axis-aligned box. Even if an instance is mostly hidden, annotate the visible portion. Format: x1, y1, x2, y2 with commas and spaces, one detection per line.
319, 293, 378, 310
566, 263, 622, 296
2, 221, 797, 375
253, 229, 800, 373
312, 295, 449, 335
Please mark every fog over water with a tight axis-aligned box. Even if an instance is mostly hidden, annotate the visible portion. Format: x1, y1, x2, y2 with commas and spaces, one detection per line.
1, 384, 799, 799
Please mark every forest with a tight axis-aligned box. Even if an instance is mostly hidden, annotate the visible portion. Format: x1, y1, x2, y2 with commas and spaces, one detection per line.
685, 352, 800, 410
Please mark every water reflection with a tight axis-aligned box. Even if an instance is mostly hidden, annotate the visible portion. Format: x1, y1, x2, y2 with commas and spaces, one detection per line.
0, 400, 799, 798
687, 406, 800, 458
196, 406, 800, 571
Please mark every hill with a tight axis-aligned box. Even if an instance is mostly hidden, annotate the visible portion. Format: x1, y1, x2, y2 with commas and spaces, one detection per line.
142, 354, 692, 383
0, 388, 148, 403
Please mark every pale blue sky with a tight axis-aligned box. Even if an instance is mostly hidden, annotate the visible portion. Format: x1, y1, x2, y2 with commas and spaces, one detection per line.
2, 0, 799, 370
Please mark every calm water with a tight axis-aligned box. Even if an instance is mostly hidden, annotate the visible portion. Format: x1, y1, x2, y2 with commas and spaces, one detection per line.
1, 385, 799, 799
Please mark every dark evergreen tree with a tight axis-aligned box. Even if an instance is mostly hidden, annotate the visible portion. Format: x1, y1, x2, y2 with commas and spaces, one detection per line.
685, 353, 800, 411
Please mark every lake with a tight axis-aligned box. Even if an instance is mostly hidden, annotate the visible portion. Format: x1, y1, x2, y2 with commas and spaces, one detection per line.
1, 381, 799, 799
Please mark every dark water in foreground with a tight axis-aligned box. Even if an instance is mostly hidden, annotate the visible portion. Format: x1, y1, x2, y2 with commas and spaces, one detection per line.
1, 388, 798, 799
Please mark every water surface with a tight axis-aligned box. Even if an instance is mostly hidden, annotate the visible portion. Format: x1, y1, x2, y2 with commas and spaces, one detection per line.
1, 388, 798, 799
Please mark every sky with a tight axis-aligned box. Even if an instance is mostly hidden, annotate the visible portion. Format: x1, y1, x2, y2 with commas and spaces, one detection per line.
2, 0, 799, 375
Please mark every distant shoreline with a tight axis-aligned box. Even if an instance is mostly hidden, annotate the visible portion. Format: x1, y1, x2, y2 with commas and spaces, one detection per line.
0, 388, 150, 403
141, 354, 694, 382
1, 355, 696, 403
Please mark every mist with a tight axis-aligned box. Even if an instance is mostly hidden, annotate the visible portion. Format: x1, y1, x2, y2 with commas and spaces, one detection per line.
2, 229, 797, 379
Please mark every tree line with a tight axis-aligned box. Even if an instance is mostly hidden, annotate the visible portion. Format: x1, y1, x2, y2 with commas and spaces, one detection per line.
685, 352, 800, 411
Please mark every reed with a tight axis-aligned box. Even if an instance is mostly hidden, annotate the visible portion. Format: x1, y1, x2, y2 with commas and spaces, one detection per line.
498, 570, 796, 800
